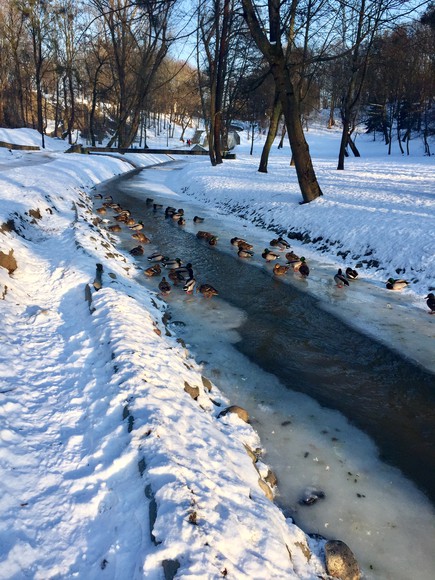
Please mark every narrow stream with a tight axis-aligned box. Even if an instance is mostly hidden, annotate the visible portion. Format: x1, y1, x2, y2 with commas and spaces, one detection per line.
95, 166, 435, 580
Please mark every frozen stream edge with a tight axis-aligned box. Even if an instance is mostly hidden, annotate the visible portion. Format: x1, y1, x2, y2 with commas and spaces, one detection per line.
100, 164, 435, 580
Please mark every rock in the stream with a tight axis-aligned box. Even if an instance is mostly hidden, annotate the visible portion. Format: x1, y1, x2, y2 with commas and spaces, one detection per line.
324, 540, 360, 580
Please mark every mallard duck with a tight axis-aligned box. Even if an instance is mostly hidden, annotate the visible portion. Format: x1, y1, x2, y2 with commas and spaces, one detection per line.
299, 258, 310, 277
270, 237, 291, 250
94, 193, 103, 199
231, 237, 246, 247
104, 195, 113, 202
126, 217, 136, 226
386, 278, 408, 291
129, 222, 144, 231
173, 263, 194, 280
285, 251, 300, 262
288, 257, 302, 271
165, 206, 177, 217
178, 217, 186, 226
273, 264, 290, 276
130, 245, 144, 256
197, 231, 214, 240
147, 252, 166, 262
346, 267, 358, 280
193, 216, 205, 223
238, 241, 254, 251
208, 236, 218, 246
144, 264, 161, 277
132, 232, 150, 243
115, 214, 128, 222
183, 278, 196, 294
158, 277, 171, 295
108, 224, 122, 233
262, 248, 280, 261
96, 207, 107, 215
171, 212, 183, 221
425, 293, 435, 314
198, 284, 218, 298
334, 268, 349, 287
238, 248, 254, 259
163, 258, 182, 269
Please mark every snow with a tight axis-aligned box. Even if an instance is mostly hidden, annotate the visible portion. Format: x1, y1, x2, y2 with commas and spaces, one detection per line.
0, 124, 434, 579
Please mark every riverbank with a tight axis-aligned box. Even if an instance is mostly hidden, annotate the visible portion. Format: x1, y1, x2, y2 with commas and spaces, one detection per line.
0, 134, 335, 578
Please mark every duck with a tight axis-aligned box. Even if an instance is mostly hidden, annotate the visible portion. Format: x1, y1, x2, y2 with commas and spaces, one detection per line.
238, 248, 254, 259
197, 231, 215, 241
193, 216, 205, 223
153, 203, 163, 210
163, 258, 183, 269
104, 195, 113, 202
158, 277, 171, 295
425, 293, 435, 314
334, 268, 349, 287
178, 217, 186, 226
198, 284, 218, 298
129, 221, 144, 231
262, 248, 280, 262
144, 264, 162, 277
171, 212, 183, 221
386, 278, 408, 291
130, 245, 144, 256
208, 236, 218, 246
299, 258, 310, 277
132, 232, 151, 244
96, 207, 107, 215
285, 251, 300, 262
346, 267, 358, 280
273, 264, 290, 276
94, 193, 103, 199
231, 237, 247, 247
108, 224, 122, 233
183, 278, 196, 294
288, 256, 304, 271
165, 206, 177, 217
147, 252, 166, 262
173, 263, 194, 280
238, 240, 254, 251
126, 217, 136, 226
270, 237, 291, 250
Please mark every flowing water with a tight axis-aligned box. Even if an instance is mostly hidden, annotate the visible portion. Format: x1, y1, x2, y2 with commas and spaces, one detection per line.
95, 165, 435, 580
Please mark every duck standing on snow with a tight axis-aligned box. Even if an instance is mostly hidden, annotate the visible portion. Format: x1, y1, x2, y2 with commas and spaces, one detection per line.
386, 278, 408, 291
346, 267, 358, 280
425, 293, 435, 314
158, 277, 171, 296
334, 268, 349, 287
262, 248, 280, 262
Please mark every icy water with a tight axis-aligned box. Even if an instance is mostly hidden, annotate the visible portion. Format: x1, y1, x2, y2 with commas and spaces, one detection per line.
96, 166, 435, 580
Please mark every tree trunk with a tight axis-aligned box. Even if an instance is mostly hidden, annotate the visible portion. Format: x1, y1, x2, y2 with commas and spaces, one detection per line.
242, 0, 322, 203
272, 60, 322, 201
259, 90, 282, 173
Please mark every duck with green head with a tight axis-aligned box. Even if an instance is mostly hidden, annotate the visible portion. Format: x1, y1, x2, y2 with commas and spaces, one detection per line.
386, 278, 408, 291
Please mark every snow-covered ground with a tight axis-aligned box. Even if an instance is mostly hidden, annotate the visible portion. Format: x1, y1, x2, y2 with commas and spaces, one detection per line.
0, 124, 434, 579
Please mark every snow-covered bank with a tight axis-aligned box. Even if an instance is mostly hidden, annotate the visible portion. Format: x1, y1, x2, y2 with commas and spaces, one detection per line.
0, 134, 333, 578
161, 128, 435, 374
